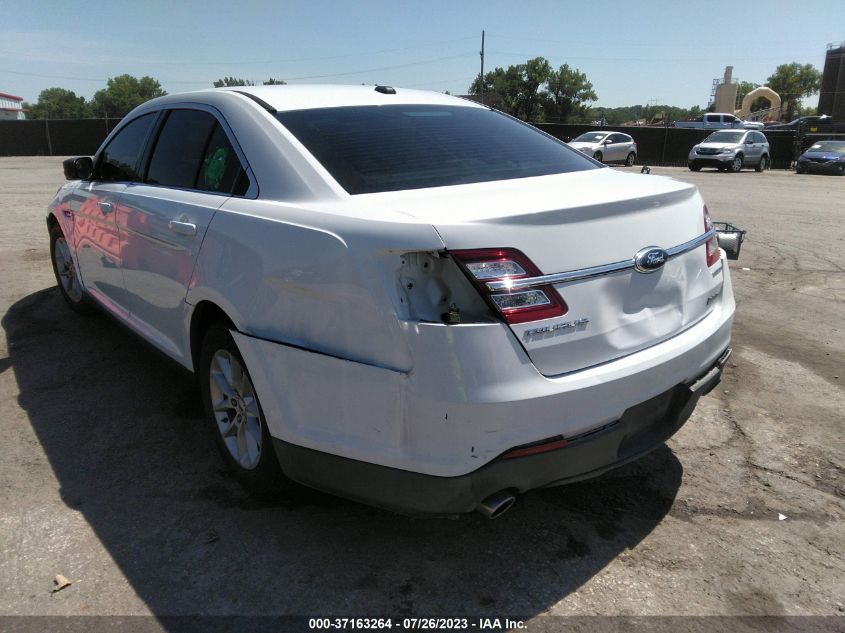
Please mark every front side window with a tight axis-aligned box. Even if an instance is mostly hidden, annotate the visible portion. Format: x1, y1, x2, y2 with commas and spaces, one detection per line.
277, 105, 598, 194
98, 113, 156, 182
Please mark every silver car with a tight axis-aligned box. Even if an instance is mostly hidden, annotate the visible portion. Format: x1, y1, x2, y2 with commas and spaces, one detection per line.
568, 131, 637, 166
688, 130, 770, 173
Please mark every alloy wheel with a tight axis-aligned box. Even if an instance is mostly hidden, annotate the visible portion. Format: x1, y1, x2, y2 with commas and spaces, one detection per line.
53, 236, 83, 302
208, 349, 263, 470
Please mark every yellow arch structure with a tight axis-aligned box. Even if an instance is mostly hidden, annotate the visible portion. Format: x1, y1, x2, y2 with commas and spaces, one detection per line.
736, 86, 781, 120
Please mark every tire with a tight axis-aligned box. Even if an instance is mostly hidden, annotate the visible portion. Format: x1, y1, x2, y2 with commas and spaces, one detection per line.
593, 151, 603, 162
730, 154, 744, 173
199, 323, 294, 495
795, 165, 806, 174
837, 164, 845, 176
688, 162, 701, 172
755, 155, 768, 172
625, 152, 636, 167
49, 222, 96, 315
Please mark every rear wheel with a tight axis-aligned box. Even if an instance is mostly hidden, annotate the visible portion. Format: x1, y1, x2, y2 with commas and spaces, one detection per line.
593, 151, 603, 162
755, 155, 768, 172
49, 222, 95, 314
795, 164, 806, 174
730, 155, 744, 173
625, 152, 636, 167
199, 323, 294, 494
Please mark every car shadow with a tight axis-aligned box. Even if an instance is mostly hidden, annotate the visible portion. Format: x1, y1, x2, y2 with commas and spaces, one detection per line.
3, 288, 683, 617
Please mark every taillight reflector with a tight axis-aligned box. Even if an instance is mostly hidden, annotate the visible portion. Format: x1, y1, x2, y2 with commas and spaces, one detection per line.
502, 437, 568, 459
450, 248, 568, 324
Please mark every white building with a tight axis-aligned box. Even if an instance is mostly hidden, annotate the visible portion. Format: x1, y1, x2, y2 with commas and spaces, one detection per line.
0, 92, 26, 120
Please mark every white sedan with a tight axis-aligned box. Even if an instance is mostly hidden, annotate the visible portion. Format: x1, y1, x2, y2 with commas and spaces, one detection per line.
568, 131, 638, 165
49, 85, 734, 518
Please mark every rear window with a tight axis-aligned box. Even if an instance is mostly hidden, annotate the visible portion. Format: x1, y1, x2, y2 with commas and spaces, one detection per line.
276, 105, 597, 194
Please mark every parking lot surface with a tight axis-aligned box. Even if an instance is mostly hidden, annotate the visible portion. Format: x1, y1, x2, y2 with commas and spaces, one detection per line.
0, 158, 843, 628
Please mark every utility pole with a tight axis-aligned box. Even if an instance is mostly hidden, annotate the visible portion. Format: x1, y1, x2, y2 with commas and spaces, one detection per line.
45, 112, 53, 157
479, 30, 485, 106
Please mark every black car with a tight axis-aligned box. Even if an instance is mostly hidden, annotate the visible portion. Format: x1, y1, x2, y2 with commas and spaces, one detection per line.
766, 115, 833, 131
795, 140, 845, 175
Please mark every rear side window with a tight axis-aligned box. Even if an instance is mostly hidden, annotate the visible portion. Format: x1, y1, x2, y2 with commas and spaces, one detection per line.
146, 110, 218, 189
277, 105, 597, 194
145, 109, 248, 194
98, 113, 156, 182
197, 124, 249, 195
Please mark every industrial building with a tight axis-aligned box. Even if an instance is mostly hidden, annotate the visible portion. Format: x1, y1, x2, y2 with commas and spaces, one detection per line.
0, 92, 26, 120
818, 42, 845, 120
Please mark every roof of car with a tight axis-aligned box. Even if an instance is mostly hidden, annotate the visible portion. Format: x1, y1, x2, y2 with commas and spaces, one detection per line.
208, 84, 485, 112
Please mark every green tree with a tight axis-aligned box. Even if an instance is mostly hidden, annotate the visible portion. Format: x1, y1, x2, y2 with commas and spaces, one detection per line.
26, 88, 90, 119
213, 77, 254, 87
262, 78, 286, 85
735, 81, 759, 108
469, 57, 554, 121
91, 75, 166, 118
541, 64, 597, 123
766, 63, 822, 120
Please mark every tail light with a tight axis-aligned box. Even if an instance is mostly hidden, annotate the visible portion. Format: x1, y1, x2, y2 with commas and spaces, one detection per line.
703, 205, 720, 267
450, 248, 568, 324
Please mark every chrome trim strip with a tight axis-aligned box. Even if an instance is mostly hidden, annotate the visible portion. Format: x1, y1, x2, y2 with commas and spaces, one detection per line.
485, 229, 716, 292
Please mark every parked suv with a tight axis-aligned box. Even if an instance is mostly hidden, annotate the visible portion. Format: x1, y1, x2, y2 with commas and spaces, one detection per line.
49, 85, 734, 518
688, 130, 770, 172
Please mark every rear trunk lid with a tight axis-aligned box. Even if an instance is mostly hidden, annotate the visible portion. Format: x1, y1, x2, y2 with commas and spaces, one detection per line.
358, 168, 723, 376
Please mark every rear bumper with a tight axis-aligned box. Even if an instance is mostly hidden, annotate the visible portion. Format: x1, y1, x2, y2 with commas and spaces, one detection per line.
235, 256, 734, 481
272, 347, 730, 515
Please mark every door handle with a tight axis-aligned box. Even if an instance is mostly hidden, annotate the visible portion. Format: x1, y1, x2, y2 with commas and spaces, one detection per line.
98, 201, 113, 214
168, 220, 197, 237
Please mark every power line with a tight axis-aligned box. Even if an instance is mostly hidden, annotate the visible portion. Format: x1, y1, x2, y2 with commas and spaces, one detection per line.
106, 36, 479, 66
0, 52, 477, 86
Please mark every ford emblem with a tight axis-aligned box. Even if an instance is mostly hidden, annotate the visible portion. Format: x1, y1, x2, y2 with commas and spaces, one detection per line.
634, 246, 668, 273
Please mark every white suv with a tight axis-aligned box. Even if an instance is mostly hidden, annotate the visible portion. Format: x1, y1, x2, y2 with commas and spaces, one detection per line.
688, 130, 771, 173
49, 85, 734, 518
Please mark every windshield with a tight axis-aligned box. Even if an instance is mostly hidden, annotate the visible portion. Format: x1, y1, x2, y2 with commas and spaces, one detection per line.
704, 131, 745, 143
807, 141, 845, 152
572, 132, 608, 143
276, 105, 597, 194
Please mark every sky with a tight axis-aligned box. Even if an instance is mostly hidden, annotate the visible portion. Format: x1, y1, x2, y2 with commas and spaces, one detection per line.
2, 0, 843, 110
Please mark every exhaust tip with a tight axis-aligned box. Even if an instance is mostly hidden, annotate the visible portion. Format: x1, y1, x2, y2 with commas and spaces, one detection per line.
476, 491, 516, 519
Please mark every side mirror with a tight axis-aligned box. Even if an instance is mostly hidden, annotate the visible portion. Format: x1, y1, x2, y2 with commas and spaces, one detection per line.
62, 156, 93, 180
